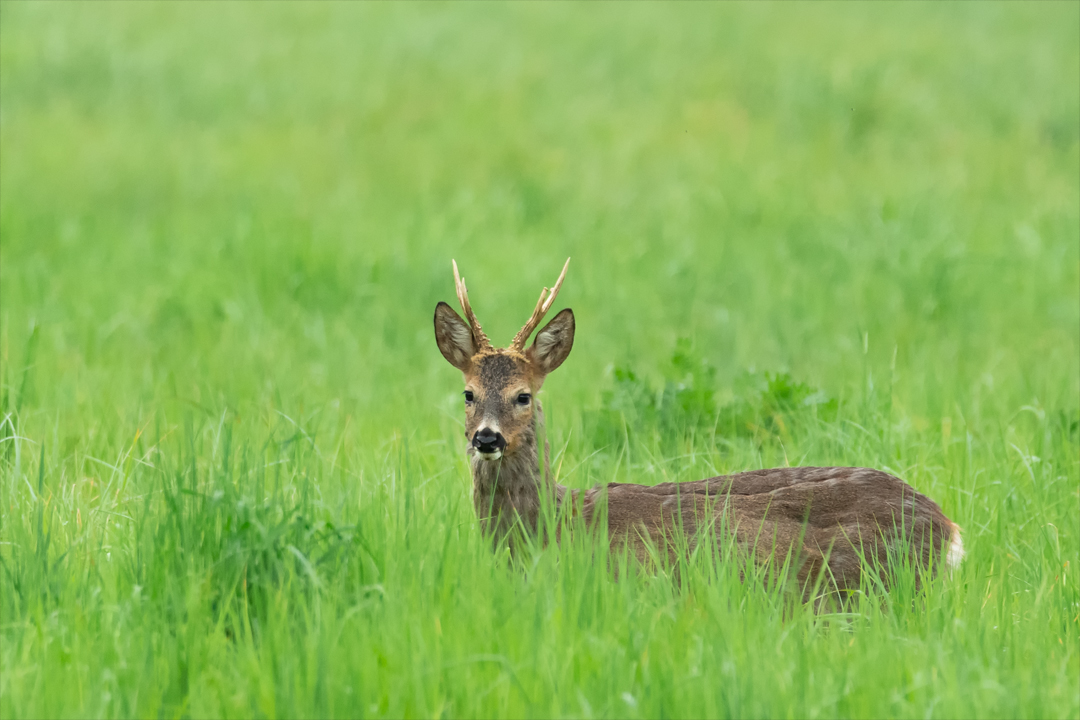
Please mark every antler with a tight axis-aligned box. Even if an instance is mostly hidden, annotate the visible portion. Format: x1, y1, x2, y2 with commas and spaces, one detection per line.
510, 257, 570, 352
452, 260, 492, 351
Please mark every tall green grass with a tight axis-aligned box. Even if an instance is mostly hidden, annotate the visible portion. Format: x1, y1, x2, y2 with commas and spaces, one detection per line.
1, 3, 1077, 717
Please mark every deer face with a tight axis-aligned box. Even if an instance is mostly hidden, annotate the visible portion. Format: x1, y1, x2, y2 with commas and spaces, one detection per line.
434, 260, 574, 461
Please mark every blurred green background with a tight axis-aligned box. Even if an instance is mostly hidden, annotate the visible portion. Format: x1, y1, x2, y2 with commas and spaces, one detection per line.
3, 2, 1076, 432
1, 3, 1077, 718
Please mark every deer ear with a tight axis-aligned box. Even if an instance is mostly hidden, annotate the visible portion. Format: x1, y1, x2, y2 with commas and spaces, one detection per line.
434, 302, 475, 371
527, 308, 574, 375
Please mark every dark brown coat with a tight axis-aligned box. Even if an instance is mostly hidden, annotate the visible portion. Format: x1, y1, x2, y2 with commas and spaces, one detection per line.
569, 465, 961, 597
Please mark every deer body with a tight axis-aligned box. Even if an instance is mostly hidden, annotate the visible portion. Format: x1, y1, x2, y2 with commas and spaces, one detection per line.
436, 260, 964, 596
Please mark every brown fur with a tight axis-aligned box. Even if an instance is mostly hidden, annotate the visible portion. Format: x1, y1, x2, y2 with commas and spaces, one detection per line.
569, 466, 955, 599
434, 269, 963, 599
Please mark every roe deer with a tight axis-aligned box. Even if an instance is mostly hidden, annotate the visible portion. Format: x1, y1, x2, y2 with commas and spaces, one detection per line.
434, 259, 964, 599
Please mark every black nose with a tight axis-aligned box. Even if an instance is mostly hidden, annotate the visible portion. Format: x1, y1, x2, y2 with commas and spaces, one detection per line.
472, 428, 507, 454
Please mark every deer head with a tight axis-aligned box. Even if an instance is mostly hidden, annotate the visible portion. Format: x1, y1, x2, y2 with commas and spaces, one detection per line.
434, 259, 574, 461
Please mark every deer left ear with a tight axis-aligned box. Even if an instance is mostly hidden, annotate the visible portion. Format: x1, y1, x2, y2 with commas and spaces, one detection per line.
527, 308, 574, 375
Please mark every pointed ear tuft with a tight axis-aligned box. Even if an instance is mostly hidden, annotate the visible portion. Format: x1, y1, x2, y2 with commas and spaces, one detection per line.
434, 302, 475, 371
527, 308, 574, 376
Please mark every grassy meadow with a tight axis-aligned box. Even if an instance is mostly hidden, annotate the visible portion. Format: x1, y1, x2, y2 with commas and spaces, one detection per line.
1, 3, 1078, 718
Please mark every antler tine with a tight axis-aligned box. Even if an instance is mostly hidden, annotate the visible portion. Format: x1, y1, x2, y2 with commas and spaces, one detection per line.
452, 259, 491, 350
510, 257, 570, 351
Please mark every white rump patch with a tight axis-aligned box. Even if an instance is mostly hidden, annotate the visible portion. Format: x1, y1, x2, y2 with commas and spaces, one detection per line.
946, 522, 965, 570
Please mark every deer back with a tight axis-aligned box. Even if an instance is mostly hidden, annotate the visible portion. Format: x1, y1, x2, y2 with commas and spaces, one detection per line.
573, 466, 956, 596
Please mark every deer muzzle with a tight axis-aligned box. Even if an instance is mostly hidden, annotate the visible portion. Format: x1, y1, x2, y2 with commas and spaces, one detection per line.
472, 427, 506, 457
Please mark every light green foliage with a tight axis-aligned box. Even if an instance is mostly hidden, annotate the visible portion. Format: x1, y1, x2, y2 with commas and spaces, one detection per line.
1, 3, 1077, 718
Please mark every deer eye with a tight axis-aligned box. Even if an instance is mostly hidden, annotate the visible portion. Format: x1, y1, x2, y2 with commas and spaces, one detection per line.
463, 391, 474, 403
516, 393, 531, 406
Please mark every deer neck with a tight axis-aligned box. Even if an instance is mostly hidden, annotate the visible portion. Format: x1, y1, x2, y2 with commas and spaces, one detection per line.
470, 402, 564, 540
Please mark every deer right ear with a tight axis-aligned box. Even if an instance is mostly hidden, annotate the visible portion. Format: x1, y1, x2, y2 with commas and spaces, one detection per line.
434, 302, 475, 372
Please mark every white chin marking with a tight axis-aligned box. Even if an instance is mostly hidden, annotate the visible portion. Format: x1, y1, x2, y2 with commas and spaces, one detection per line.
478, 451, 503, 461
